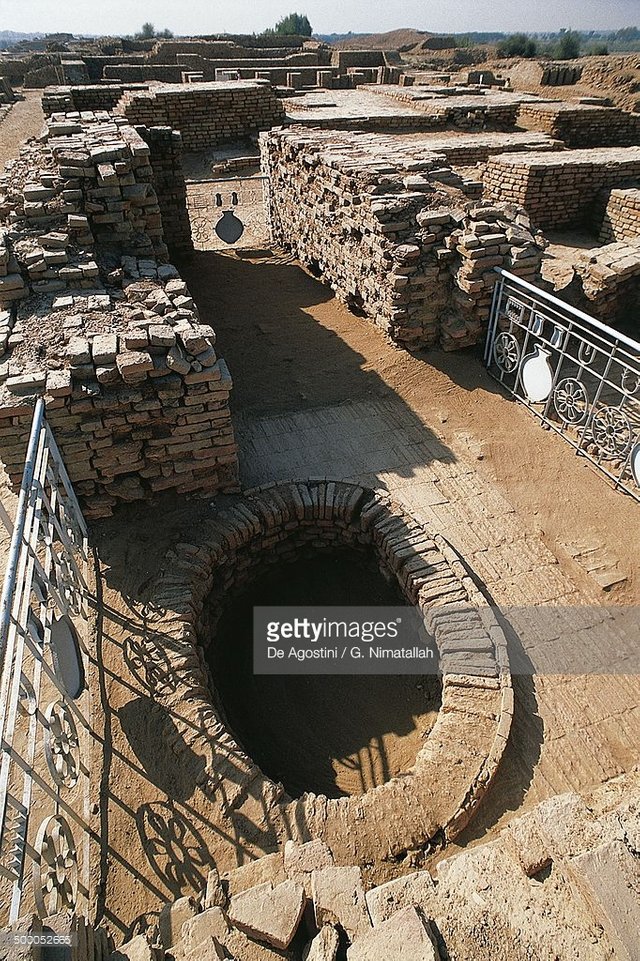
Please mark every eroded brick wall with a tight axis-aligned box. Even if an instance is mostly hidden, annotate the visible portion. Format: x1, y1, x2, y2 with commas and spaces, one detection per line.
117, 81, 285, 150
484, 147, 640, 229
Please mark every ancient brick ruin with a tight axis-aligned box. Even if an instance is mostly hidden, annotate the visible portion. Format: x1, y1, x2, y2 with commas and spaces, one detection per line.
0, 112, 238, 517
0, 38, 638, 961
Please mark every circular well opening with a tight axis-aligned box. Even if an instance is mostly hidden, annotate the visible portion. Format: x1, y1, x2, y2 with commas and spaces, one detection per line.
205, 545, 441, 799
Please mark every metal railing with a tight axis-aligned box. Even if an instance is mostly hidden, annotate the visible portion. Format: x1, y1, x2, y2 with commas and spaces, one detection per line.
0, 398, 93, 924
485, 269, 640, 501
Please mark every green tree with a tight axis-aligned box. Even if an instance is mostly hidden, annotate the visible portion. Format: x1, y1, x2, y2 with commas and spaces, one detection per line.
134, 22, 174, 40
496, 33, 538, 58
555, 29, 581, 59
271, 13, 313, 36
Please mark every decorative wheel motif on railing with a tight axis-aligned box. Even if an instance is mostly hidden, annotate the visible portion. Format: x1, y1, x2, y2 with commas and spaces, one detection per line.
44, 701, 80, 788
486, 269, 639, 500
33, 815, 78, 918
493, 332, 520, 373
553, 377, 589, 425
591, 407, 632, 457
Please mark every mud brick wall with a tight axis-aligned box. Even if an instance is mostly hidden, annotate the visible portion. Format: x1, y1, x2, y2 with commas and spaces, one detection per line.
598, 187, 640, 244
540, 63, 583, 86
425, 131, 561, 166
261, 128, 544, 351
103, 64, 184, 83
484, 147, 640, 229
574, 239, 640, 323
116, 81, 285, 149
366, 87, 527, 130
42, 84, 150, 116
137, 126, 193, 254
175, 53, 323, 84
0, 321, 238, 519
517, 103, 640, 148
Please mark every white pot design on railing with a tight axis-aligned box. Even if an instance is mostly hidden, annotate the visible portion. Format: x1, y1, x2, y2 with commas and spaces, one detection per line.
630, 442, 640, 488
521, 345, 553, 403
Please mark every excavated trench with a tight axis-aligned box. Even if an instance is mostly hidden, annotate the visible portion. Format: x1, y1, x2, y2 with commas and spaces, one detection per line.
207, 547, 442, 799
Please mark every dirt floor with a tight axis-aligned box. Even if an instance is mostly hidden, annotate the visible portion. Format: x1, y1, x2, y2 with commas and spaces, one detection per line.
86, 245, 639, 941
0, 95, 638, 943
0, 90, 44, 169
178, 247, 639, 599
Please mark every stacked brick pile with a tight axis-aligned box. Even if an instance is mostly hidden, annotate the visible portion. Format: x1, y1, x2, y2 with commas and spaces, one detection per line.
261, 128, 545, 350
42, 83, 150, 116
4, 113, 170, 261
598, 187, 640, 243
116, 81, 285, 150
0, 115, 238, 517
517, 102, 640, 148
483, 147, 640, 229
575, 238, 640, 322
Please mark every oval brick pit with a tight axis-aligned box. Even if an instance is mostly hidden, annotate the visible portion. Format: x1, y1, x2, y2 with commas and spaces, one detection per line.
144, 480, 513, 872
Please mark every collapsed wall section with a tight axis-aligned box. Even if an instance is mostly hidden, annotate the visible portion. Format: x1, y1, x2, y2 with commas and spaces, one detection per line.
0, 114, 238, 517
574, 238, 640, 322
484, 147, 640, 229
116, 81, 285, 150
261, 128, 545, 350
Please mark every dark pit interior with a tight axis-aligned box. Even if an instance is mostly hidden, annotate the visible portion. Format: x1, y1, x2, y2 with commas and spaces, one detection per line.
206, 547, 442, 799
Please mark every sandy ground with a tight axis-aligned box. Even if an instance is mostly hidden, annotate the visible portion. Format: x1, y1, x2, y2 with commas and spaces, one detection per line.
0, 91, 45, 170
86, 247, 639, 941
179, 248, 639, 598
0, 98, 638, 942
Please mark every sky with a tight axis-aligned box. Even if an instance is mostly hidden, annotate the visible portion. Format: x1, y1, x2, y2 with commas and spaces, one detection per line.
1, 0, 638, 37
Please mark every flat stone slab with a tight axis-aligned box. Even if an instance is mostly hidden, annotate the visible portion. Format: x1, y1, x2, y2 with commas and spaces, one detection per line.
158, 896, 198, 949
223, 927, 294, 961
568, 840, 640, 961
182, 938, 225, 961
108, 934, 159, 961
365, 870, 437, 925
285, 839, 334, 896
303, 925, 340, 961
223, 851, 287, 897
228, 879, 305, 950
312, 866, 371, 943
347, 906, 441, 961
180, 906, 230, 954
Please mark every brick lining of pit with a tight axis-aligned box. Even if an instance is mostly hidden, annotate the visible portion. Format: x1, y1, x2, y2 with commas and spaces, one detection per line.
144, 480, 513, 868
